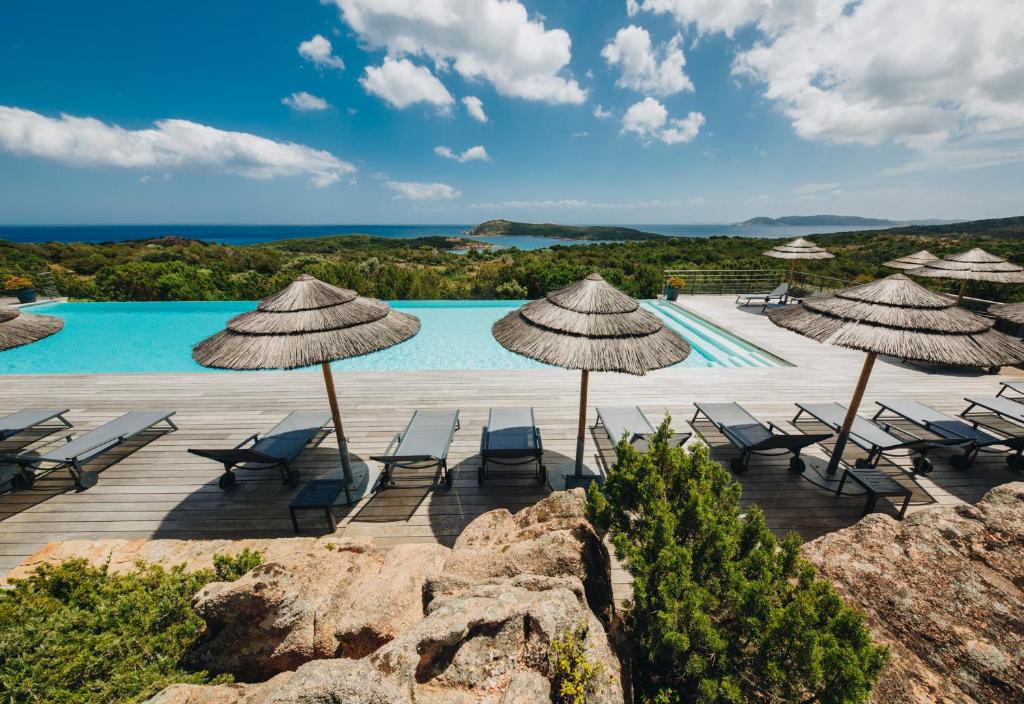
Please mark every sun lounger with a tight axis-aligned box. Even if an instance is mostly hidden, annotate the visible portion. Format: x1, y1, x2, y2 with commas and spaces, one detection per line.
874, 400, 1024, 471
3, 410, 176, 490
0, 409, 72, 441
996, 381, 1024, 399
837, 463, 913, 518
188, 410, 331, 490
371, 409, 460, 490
792, 402, 967, 474
962, 396, 1024, 428
692, 402, 830, 474
479, 407, 545, 485
735, 283, 789, 309
596, 406, 690, 453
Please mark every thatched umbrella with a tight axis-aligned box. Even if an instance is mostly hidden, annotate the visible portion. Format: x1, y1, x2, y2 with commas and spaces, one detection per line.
492, 273, 690, 486
764, 237, 834, 286
768, 273, 1024, 485
0, 307, 63, 351
907, 248, 1024, 304
193, 275, 420, 501
883, 250, 938, 271
994, 302, 1024, 327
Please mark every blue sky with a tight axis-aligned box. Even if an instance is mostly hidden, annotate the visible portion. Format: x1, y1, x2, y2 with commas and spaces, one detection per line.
1, 0, 1022, 225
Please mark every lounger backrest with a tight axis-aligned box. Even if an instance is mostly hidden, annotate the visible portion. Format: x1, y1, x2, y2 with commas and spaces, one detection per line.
965, 397, 1024, 425
397, 409, 459, 459
42, 411, 173, 462
768, 283, 789, 298
697, 402, 773, 447
598, 406, 654, 443
0, 409, 68, 440
880, 401, 998, 443
799, 402, 901, 450
251, 411, 331, 462
486, 407, 538, 452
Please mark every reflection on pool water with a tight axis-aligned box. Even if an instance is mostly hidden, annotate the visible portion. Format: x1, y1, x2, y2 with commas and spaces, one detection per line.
0, 300, 786, 374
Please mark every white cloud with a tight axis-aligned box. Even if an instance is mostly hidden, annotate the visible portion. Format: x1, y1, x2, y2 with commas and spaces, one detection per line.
790, 182, 841, 195
298, 34, 344, 70
884, 128, 1024, 175
462, 96, 488, 122
601, 25, 693, 96
621, 97, 704, 144
360, 57, 454, 110
384, 180, 461, 200
435, 144, 490, 162
0, 105, 355, 188
593, 105, 613, 120
572, 131, 589, 138
282, 91, 330, 112
326, 0, 586, 104
632, 0, 1024, 157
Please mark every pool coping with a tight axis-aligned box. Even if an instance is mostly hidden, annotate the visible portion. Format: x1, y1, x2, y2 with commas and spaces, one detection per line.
658, 298, 794, 367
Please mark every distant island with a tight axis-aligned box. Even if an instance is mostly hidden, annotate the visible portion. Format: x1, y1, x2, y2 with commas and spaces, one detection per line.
465, 219, 664, 241
735, 215, 900, 227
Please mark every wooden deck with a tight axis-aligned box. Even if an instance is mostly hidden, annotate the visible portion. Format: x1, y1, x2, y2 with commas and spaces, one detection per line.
2, 295, 1022, 601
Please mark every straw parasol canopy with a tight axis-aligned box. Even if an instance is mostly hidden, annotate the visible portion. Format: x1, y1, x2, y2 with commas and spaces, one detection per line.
883, 250, 938, 271
763, 237, 834, 261
768, 273, 1024, 481
193, 274, 420, 498
994, 302, 1024, 327
493, 273, 690, 483
907, 248, 1024, 304
0, 307, 63, 351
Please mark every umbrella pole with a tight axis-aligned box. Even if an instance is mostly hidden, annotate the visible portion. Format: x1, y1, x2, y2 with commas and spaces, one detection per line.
826, 352, 877, 477
788, 260, 797, 287
956, 280, 968, 306
574, 369, 589, 478
321, 362, 353, 504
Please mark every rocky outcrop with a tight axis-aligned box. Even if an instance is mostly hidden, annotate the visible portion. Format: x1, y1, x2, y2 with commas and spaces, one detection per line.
803, 482, 1024, 704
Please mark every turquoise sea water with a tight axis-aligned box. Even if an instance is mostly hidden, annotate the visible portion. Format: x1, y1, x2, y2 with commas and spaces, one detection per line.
0, 300, 784, 374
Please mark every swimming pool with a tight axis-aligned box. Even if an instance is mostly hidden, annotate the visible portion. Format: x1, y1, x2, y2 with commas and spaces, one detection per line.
0, 300, 786, 374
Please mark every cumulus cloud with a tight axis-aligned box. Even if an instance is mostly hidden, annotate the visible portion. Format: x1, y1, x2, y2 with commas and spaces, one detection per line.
360, 57, 454, 110
593, 105, 613, 120
298, 34, 344, 70
462, 96, 488, 122
601, 25, 692, 96
0, 105, 355, 188
326, 0, 586, 104
384, 180, 461, 200
282, 91, 330, 111
631, 0, 1024, 156
435, 144, 490, 162
621, 97, 704, 144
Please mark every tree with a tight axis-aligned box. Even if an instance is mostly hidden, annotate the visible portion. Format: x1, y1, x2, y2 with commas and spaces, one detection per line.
586, 419, 888, 703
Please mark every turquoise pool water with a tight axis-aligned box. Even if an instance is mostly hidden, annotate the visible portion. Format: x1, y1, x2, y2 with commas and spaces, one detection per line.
0, 300, 785, 374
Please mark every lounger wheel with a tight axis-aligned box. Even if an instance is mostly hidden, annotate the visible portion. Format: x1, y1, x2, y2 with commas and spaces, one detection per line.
913, 457, 934, 474
951, 454, 971, 472
286, 469, 301, 488
854, 458, 873, 469
219, 471, 237, 490
729, 457, 745, 474
10, 471, 33, 491
788, 456, 806, 474
77, 471, 99, 490
1007, 455, 1024, 472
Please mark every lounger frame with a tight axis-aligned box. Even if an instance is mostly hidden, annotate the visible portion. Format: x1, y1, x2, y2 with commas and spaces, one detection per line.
372, 410, 461, 491
479, 407, 545, 485
735, 282, 789, 309
595, 406, 691, 454
0, 409, 72, 442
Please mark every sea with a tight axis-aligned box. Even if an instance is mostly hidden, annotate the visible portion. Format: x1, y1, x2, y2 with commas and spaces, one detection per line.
0, 223, 877, 251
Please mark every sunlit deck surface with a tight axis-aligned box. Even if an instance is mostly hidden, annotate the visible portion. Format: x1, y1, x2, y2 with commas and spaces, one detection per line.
2, 295, 1023, 601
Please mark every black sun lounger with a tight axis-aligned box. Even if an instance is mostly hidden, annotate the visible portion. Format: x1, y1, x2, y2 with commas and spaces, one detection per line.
188, 410, 331, 490
962, 396, 1024, 427
692, 402, 830, 474
793, 402, 968, 474
735, 283, 789, 309
3, 410, 176, 490
371, 409, 460, 490
479, 407, 545, 485
597, 406, 690, 454
874, 400, 1024, 471
0, 409, 72, 441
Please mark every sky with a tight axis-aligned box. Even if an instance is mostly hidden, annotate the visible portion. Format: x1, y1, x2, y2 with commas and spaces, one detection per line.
1, 0, 1022, 225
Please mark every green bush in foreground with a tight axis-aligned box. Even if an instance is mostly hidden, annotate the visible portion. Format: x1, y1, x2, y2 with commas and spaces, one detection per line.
0, 551, 262, 703
587, 420, 888, 704
549, 622, 604, 704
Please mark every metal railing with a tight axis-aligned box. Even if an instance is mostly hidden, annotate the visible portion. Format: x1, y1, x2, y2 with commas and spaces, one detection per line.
663, 269, 855, 296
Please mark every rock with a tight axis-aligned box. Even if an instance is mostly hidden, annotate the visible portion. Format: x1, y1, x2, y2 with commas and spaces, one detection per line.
802, 482, 1024, 704
190, 540, 449, 680
443, 488, 614, 619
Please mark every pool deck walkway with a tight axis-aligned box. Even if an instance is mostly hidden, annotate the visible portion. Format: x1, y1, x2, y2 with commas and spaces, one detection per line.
2, 295, 1023, 600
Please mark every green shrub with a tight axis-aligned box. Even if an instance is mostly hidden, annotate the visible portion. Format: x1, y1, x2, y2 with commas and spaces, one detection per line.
586, 419, 888, 704
0, 551, 262, 703
549, 622, 603, 704
213, 548, 263, 581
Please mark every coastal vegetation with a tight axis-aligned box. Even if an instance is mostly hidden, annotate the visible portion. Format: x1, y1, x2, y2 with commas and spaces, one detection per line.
0, 550, 262, 703
2, 216, 1023, 303
465, 218, 664, 240
586, 421, 888, 703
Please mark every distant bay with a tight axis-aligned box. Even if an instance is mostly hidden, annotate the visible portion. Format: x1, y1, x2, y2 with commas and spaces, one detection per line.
0, 222, 877, 250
